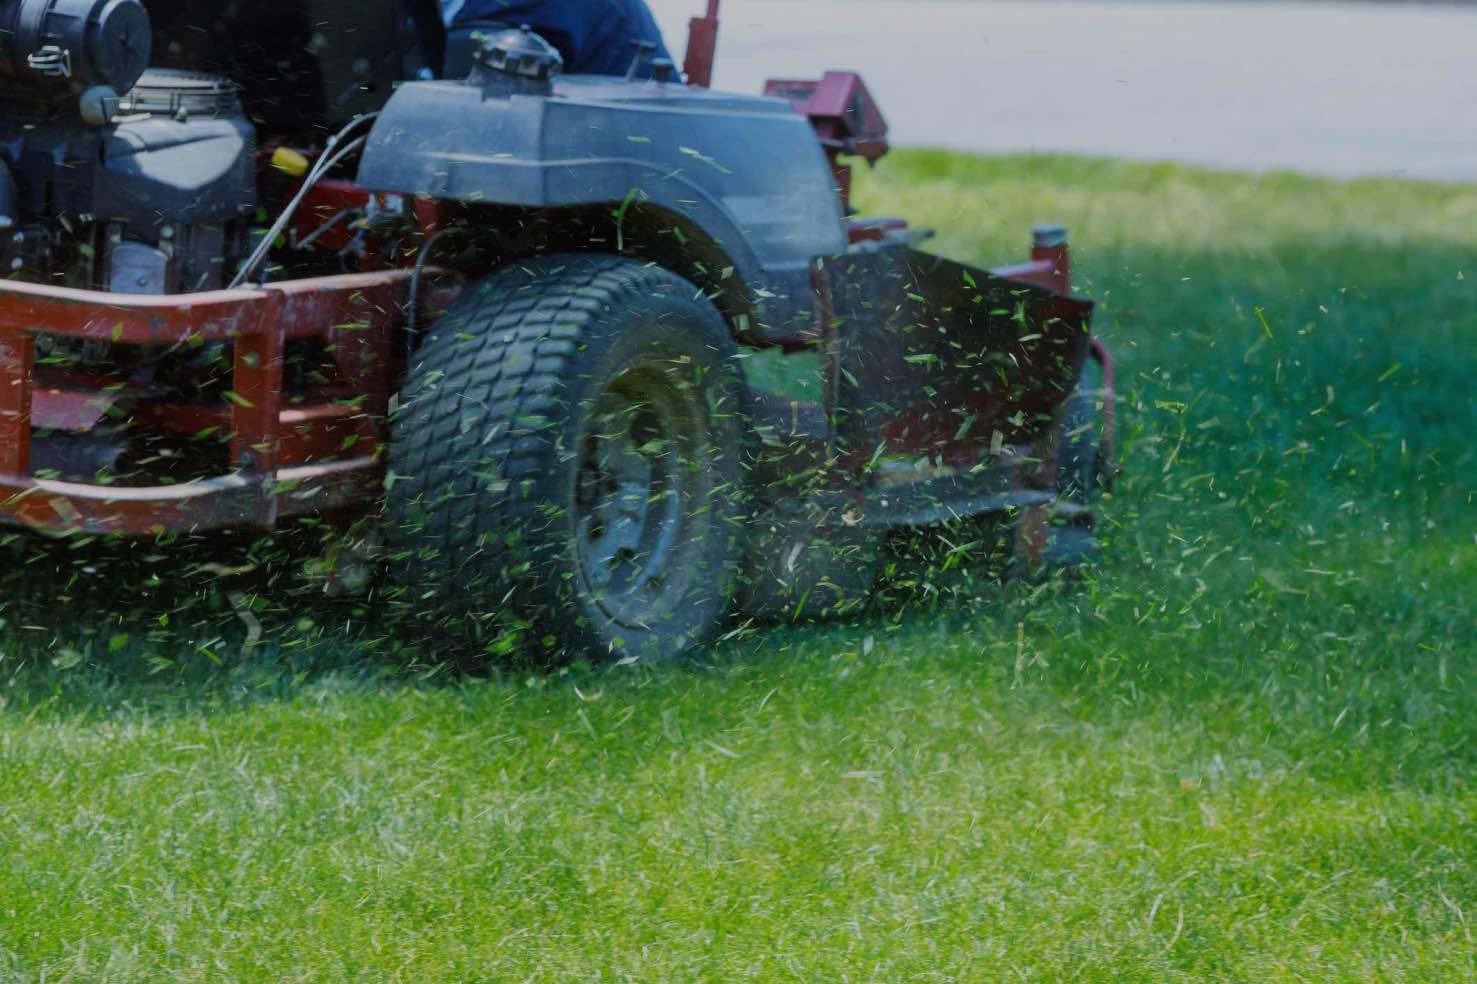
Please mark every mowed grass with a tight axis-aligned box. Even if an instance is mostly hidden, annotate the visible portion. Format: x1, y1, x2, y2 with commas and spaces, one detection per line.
1, 154, 1473, 981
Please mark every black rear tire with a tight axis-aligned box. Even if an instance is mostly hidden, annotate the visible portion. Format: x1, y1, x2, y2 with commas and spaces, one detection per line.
384, 255, 749, 663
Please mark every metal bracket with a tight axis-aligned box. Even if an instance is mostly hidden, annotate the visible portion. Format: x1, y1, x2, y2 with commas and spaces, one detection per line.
27, 45, 71, 78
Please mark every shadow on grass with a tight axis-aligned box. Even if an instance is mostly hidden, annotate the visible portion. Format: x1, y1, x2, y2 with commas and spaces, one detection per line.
0, 510, 1056, 717
0, 523, 418, 715
2, 502, 1469, 799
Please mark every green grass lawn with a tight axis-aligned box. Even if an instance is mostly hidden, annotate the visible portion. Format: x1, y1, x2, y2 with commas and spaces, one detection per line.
1, 154, 1473, 981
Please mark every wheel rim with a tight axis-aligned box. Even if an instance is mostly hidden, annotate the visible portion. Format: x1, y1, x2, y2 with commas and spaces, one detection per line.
574, 364, 703, 629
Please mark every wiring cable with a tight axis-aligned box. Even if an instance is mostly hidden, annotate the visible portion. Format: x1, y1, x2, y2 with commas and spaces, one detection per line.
228, 113, 379, 289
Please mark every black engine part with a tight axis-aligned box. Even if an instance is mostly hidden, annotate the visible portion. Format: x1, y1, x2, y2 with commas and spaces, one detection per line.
0, 157, 14, 229
104, 68, 256, 231
0, 0, 151, 95
0, 65, 255, 291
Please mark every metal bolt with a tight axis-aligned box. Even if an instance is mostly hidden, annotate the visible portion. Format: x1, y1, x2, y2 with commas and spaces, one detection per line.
1032, 224, 1068, 248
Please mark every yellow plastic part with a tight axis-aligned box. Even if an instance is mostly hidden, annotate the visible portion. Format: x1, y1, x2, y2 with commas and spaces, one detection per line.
270, 146, 310, 178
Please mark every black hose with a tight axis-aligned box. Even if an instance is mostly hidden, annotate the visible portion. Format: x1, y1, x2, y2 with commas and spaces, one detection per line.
0, 158, 14, 227
405, 226, 459, 364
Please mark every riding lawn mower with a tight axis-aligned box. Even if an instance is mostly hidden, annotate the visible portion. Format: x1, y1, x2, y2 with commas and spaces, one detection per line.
0, 0, 1113, 660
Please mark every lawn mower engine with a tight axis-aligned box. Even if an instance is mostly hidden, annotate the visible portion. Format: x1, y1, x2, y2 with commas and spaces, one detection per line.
0, 0, 257, 294
0, 0, 261, 477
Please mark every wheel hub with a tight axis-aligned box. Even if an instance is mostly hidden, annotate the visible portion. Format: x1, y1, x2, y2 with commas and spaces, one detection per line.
575, 373, 691, 627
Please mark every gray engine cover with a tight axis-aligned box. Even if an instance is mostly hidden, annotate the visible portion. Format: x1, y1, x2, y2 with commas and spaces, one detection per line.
0, 96, 254, 239
357, 75, 847, 338
99, 112, 256, 234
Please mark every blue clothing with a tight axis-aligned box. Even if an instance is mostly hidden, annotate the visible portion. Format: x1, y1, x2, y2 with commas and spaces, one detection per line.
443, 0, 674, 78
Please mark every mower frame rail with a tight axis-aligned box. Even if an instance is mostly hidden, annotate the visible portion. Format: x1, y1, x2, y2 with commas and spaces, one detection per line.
0, 269, 417, 536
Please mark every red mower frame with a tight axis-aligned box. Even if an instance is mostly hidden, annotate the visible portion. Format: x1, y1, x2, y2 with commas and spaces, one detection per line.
0, 0, 1112, 543
0, 271, 409, 535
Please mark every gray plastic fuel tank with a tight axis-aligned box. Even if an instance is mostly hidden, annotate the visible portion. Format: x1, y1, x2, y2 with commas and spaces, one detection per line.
357, 72, 847, 338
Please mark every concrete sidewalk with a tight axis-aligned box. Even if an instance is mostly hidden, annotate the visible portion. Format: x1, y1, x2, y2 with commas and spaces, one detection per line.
648, 0, 1477, 181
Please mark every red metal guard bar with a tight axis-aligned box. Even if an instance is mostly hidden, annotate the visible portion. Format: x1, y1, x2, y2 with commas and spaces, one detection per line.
0, 269, 418, 535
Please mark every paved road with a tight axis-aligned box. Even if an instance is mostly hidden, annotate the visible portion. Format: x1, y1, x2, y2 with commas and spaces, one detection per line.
647, 0, 1477, 181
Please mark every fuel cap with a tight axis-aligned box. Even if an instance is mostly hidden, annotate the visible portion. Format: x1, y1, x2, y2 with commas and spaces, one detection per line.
476, 26, 563, 82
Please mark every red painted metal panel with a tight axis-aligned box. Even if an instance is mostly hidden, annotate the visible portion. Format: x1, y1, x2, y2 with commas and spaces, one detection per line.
286, 178, 372, 254
0, 457, 380, 535
0, 330, 33, 476
0, 270, 418, 345
31, 388, 123, 431
279, 405, 380, 465
135, 400, 380, 467
229, 293, 285, 477
0, 268, 424, 534
0, 282, 266, 344
763, 72, 889, 164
